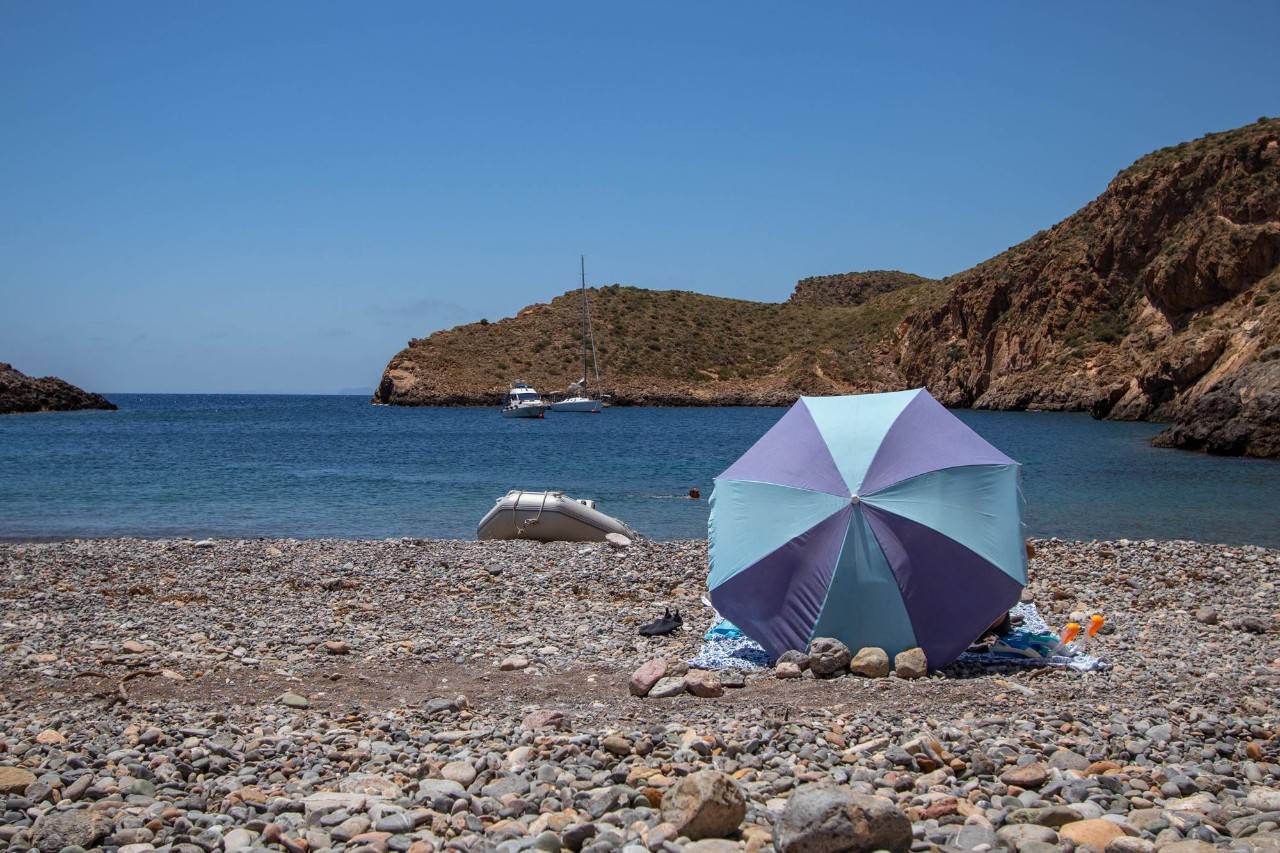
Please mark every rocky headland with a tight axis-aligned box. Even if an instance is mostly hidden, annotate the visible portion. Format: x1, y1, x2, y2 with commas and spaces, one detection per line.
2, 536, 1278, 852
375, 119, 1280, 457
374, 281, 950, 408
0, 363, 116, 415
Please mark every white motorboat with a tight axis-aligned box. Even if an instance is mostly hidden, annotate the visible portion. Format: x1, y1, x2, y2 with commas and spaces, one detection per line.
549, 256, 605, 414
477, 489, 636, 542
501, 382, 548, 418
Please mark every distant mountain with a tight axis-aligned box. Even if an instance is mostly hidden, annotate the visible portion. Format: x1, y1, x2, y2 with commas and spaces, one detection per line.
0, 363, 116, 414
375, 118, 1279, 457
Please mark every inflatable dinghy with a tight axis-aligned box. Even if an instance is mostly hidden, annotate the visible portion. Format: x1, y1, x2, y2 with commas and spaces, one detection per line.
477, 490, 636, 542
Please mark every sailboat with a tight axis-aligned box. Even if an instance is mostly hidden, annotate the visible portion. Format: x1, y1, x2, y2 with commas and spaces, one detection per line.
549, 256, 604, 414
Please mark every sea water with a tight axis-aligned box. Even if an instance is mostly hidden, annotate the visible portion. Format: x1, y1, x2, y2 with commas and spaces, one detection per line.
1, 394, 1277, 546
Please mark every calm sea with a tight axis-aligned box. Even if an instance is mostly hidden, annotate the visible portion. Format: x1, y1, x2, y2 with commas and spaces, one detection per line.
1, 395, 1277, 546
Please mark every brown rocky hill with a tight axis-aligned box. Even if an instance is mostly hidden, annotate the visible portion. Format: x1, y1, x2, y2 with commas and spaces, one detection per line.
789, 270, 937, 307
374, 279, 950, 406
0, 363, 116, 414
896, 117, 1280, 457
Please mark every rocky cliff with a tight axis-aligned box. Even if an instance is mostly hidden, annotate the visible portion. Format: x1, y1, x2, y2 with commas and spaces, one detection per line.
896, 117, 1280, 457
0, 363, 116, 414
789, 270, 937, 307
374, 279, 950, 407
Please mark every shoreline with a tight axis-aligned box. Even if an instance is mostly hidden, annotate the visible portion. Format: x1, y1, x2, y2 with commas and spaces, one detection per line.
4, 532, 1280, 552
376, 395, 1127, 414
2, 536, 1277, 850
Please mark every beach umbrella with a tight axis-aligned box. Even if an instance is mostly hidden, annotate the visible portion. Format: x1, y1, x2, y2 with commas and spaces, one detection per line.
708, 388, 1025, 668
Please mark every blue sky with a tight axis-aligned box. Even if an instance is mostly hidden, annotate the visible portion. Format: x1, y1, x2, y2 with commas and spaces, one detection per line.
3, 2, 1277, 393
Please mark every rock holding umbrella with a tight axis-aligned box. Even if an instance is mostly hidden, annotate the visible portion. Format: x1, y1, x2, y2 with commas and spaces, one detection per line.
707, 388, 1026, 668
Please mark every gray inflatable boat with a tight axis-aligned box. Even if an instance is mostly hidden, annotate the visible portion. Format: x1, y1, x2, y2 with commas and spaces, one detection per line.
477, 490, 636, 542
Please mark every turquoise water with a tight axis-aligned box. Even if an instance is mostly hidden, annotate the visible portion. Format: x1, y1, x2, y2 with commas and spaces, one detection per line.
0, 395, 1277, 545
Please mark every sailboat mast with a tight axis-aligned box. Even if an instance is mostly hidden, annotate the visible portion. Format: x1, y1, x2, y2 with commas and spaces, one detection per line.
583, 258, 601, 384
587, 304, 601, 385
579, 255, 589, 389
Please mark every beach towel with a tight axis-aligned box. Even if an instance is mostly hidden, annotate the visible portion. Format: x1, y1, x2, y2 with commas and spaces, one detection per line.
687, 618, 772, 670
953, 603, 1109, 672
689, 604, 1108, 672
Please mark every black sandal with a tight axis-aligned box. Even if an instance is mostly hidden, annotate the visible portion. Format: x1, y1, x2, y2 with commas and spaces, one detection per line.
638, 607, 683, 636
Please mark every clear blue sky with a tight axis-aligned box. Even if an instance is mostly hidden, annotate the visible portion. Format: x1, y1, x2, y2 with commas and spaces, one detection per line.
3, 2, 1277, 393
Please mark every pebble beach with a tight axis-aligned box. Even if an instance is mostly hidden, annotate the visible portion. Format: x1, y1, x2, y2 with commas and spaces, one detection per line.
1, 536, 1277, 852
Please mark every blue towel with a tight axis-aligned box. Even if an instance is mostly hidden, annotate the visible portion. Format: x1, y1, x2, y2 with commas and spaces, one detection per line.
703, 618, 744, 640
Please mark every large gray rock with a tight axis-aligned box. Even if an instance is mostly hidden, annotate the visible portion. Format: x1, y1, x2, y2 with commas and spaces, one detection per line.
1106, 838, 1156, 853
893, 647, 927, 678
330, 815, 371, 842
30, 810, 104, 852
997, 823, 1060, 849
648, 676, 688, 698
482, 774, 530, 798
0, 766, 37, 795
1247, 788, 1280, 811
337, 772, 402, 797
416, 778, 466, 801
660, 770, 746, 840
684, 841, 744, 853
776, 649, 811, 670
807, 637, 852, 677
440, 760, 477, 787
279, 691, 310, 709
1048, 748, 1091, 772
685, 669, 724, 698
521, 708, 569, 730
1239, 616, 1272, 633
223, 827, 256, 852
849, 646, 889, 678
954, 824, 997, 850
1194, 606, 1219, 625
1001, 762, 1050, 789
774, 784, 911, 853
1012, 805, 1080, 827
776, 661, 803, 679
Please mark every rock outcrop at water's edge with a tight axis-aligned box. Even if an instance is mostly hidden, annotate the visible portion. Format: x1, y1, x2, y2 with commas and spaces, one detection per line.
1151, 350, 1280, 456
0, 362, 116, 414
376, 119, 1280, 456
